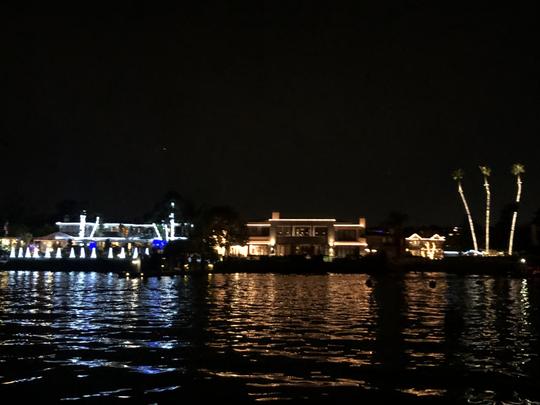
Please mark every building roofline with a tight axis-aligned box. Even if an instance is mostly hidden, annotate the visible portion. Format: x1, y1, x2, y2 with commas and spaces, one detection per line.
268, 218, 336, 222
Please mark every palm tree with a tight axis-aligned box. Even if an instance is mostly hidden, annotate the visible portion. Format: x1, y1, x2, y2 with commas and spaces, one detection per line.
479, 166, 491, 254
508, 163, 525, 255
452, 169, 478, 251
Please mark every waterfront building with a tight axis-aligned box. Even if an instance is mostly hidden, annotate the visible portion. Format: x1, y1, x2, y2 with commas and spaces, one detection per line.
0, 236, 21, 251
229, 211, 367, 258
53, 206, 191, 250
33, 232, 73, 252
405, 233, 446, 260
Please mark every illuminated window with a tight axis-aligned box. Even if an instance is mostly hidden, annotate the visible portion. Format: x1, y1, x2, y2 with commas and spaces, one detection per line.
249, 245, 269, 255
276, 226, 292, 236
293, 227, 311, 236
314, 227, 328, 236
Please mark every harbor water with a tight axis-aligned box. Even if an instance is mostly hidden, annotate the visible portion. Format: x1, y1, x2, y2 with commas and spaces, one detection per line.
0, 271, 539, 403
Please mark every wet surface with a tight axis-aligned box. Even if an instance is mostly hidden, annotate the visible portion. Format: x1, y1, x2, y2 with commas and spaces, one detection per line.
0, 271, 539, 403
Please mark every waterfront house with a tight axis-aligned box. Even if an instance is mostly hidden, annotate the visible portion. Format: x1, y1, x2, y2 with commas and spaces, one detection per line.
405, 233, 446, 260
0, 236, 22, 252
227, 211, 367, 258
55, 211, 191, 251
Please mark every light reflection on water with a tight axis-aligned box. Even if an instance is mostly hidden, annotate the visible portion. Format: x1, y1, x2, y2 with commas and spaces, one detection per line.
0, 271, 539, 403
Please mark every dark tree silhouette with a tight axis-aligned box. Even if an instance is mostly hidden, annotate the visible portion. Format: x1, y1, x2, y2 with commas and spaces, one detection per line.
143, 191, 196, 223
195, 205, 248, 257
383, 211, 409, 258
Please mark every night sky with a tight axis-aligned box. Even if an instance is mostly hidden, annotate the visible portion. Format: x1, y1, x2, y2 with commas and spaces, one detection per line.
3, 3, 539, 226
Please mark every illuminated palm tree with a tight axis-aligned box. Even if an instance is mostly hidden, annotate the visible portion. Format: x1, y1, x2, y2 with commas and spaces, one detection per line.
452, 169, 478, 251
479, 165, 491, 254
508, 163, 525, 255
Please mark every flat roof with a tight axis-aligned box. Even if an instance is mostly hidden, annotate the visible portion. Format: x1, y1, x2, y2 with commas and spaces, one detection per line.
268, 218, 336, 222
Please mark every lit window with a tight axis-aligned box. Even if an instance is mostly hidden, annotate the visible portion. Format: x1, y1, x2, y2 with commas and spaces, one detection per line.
293, 227, 311, 236
276, 226, 292, 236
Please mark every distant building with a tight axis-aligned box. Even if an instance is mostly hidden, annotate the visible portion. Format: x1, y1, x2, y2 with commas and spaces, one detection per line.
0, 236, 20, 251
33, 232, 73, 252
229, 211, 367, 258
54, 208, 191, 249
405, 233, 446, 260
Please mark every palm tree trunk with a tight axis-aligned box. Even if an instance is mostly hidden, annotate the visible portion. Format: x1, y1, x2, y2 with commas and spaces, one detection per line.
458, 182, 479, 251
508, 174, 522, 255
484, 177, 491, 254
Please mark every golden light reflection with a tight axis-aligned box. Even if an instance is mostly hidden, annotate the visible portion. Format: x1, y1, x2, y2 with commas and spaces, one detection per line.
402, 273, 448, 367
205, 274, 378, 383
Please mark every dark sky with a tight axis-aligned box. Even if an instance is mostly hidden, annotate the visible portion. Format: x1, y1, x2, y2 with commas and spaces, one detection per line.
2, 2, 539, 226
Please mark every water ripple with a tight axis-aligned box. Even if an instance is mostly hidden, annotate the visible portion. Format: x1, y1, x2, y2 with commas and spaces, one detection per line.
0, 271, 539, 402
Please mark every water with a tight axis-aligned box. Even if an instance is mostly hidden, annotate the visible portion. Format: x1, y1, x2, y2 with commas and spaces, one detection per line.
0, 271, 539, 403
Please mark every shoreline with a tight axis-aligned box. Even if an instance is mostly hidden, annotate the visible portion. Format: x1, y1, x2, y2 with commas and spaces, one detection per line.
209, 255, 530, 276
1, 255, 534, 277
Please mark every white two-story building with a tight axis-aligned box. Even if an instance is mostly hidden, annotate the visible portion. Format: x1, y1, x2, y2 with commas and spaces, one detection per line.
230, 211, 367, 258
